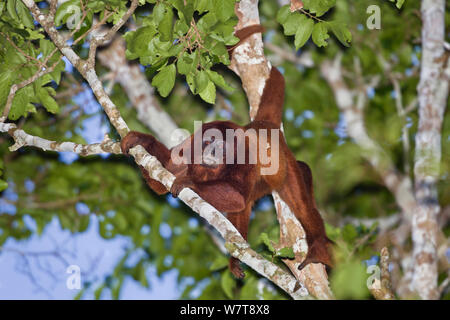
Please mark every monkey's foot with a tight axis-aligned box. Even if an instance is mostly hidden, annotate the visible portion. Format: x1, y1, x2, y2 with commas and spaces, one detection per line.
229, 257, 245, 279
298, 238, 333, 271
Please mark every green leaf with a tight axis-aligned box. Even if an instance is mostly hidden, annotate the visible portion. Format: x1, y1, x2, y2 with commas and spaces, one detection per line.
213, 0, 235, 22
396, 0, 405, 9
259, 232, 275, 253
199, 80, 216, 104
294, 16, 314, 49
328, 21, 352, 47
206, 70, 234, 92
0, 71, 14, 107
195, 70, 209, 93
94, 284, 105, 300
282, 13, 303, 36
174, 19, 189, 36
330, 260, 370, 299
7, 0, 19, 22
152, 64, 176, 97
114, 211, 129, 231
195, 0, 211, 13
171, 0, 194, 24
37, 89, 59, 114
158, 5, 174, 42
276, 247, 295, 259
125, 26, 156, 57
209, 255, 228, 271
133, 261, 149, 288
210, 41, 229, 64
220, 270, 236, 299
7, 0, 34, 28
176, 55, 193, 75
342, 224, 358, 242
303, 0, 336, 17
0, 180, 8, 192
276, 5, 290, 24
388, 0, 405, 9
311, 22, 329, 47
152, 2, 166, 24
186, 73, 197, 94
10, 86, 35, 120
54, 0, 80, 27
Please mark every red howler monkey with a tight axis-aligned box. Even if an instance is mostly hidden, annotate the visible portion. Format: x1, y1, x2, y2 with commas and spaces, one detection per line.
121, 25, 332, 278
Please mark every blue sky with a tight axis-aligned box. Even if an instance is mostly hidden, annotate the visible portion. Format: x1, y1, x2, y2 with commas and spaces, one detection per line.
0, 78, 181, 299
0, 215, 180, 299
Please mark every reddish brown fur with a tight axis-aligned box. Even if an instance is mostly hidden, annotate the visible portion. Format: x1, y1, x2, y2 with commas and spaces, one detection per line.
121, 26, 332, 278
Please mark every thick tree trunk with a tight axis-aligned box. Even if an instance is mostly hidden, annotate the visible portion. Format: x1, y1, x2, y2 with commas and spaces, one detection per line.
411, 0, 449, 300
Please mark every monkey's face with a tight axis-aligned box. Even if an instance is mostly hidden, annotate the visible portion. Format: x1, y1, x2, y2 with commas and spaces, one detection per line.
185, 134, 228, 181
201, 137, 227, 168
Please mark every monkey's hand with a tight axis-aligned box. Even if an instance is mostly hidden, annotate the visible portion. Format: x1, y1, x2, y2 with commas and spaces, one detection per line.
120, 131, 141, 154
170, 175, 195, 198
120, 131, 159, 155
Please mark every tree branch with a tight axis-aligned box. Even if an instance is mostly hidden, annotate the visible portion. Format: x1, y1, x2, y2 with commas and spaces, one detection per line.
87, 0, 139, 67
0, 123, 121, 155
321, 54, 418, 220
369, 247, 396, 300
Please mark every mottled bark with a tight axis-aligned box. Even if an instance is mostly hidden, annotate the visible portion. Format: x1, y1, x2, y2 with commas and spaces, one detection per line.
322, 0, 449, 299
321, 56, 418, 219
0, 123, 121, 155
411, 0, 449, 300
369, 247, 395, 300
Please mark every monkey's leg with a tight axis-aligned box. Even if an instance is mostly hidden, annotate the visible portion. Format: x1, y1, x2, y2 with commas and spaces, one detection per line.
226, 205, 252, 279
121, 131, 172, 195
277, 159, 332, 270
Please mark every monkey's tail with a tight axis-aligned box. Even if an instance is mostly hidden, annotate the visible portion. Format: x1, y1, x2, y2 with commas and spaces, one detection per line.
228, 24, 284, 128
227, 24, 265, 56
253, 67, 285, 128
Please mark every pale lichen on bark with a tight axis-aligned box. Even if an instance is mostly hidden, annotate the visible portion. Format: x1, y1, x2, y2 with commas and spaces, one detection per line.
411, 0, 448, 300
0, 123, 121, 155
